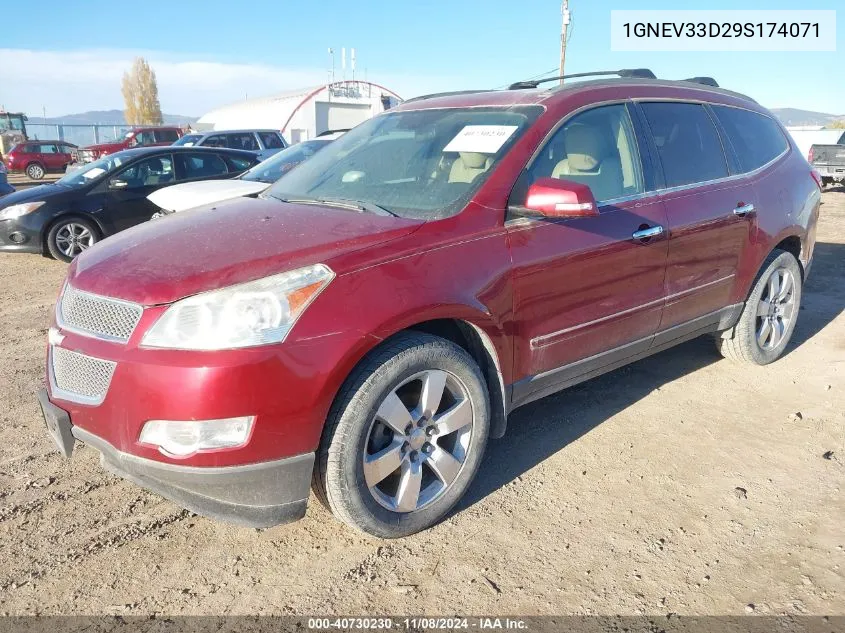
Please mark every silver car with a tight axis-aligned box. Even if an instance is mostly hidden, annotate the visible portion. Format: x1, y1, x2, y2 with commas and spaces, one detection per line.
173, 129, 287, 160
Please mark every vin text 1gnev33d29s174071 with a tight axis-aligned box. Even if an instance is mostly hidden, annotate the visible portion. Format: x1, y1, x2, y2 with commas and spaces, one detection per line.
37, 69, 820, 538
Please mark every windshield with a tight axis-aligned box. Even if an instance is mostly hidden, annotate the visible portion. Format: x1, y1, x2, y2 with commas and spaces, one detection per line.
56, 152, 130, 187
266, 106, 542, 219
0, 114, 25, 133
173, 134, 202, 147
243, 139, 331, 183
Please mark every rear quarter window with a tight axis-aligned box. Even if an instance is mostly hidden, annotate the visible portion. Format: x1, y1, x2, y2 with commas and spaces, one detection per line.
712, 106, 788, 173
226, 155, 254, 171
641, 102, 729, 188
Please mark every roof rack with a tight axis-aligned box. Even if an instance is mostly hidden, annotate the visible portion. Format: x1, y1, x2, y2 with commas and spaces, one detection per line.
403, 89, 493, 104
682, 76, 719, 87
508, 69, 656, 90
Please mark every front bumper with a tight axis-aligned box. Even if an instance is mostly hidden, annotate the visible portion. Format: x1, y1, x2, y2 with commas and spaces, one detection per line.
0, 215, 44, 253
38, 389, 314, 528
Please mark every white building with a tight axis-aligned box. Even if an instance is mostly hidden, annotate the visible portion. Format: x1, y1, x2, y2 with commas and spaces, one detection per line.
197, 81, 402, 144
785, 127, 845, 161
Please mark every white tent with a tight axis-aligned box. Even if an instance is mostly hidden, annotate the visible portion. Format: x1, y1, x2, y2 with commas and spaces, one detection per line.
197, 81, 402, 144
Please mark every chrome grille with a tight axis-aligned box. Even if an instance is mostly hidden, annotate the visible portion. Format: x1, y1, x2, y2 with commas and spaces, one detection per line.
58, 284, 143, 342
50, 347, 116, 405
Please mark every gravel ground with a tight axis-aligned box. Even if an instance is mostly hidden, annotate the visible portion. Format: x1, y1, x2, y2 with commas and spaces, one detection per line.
0, 188, 843, 616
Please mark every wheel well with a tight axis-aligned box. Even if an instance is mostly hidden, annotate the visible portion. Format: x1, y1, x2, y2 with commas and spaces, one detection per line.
407, 319, 508, 439
774, 235, 803, 275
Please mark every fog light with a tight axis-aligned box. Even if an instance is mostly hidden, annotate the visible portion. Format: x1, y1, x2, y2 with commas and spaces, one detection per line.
9, 232, 27, 244
139, 416, 254, 457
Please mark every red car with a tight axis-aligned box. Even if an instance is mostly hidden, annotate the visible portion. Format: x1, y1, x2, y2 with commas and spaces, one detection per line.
38, 70, 821, 537
5, 140, 77, 180
73, 126, 184, 163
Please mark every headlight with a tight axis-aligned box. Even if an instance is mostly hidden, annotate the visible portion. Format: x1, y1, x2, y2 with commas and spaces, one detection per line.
0, 201, 46, 221
141, 263, 334, 350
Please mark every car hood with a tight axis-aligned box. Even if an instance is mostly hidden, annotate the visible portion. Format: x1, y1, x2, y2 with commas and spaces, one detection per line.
0, 184, 68, 206
147, 179, 269, 212
69, 196, 423, 305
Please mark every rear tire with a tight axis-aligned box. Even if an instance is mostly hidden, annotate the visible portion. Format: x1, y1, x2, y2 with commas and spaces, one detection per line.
26, 162, 45, 180
46, 217, 99, 263
716, 249, 802, 365
314, 332, 490, 538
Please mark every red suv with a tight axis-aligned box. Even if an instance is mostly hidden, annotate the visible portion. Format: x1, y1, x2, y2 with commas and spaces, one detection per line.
74, 126, 184, 163
38, 70, 821, 537
6, 140, 77, 180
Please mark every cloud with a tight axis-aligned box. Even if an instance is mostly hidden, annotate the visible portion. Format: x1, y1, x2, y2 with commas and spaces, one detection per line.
0, 48, 460, 118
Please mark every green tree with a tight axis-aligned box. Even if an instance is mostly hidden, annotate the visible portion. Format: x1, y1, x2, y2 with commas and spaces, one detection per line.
121, 57, 163, 125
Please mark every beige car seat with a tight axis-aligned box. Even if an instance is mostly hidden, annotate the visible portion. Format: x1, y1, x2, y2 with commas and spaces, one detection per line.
551, 123, 624, 201
448, 152, 493, 184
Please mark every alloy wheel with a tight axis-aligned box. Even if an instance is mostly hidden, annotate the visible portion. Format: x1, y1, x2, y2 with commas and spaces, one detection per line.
363, 370, 474, 513
27, 164, 44, 179
54, 223, 95, 258
756, 267, 796, 350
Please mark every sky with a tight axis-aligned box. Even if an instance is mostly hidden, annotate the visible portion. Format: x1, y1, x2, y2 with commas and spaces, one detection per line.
0, 0, 842, 118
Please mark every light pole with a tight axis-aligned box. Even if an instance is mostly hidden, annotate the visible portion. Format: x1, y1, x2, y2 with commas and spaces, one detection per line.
560, 0, 571, 85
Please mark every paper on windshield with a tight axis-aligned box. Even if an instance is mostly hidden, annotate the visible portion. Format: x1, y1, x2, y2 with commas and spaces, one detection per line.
443, 125, 519, 154
82, 167, 106, 179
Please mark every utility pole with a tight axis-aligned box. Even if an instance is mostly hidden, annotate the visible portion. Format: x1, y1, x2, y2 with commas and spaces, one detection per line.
560, 0, 571, 86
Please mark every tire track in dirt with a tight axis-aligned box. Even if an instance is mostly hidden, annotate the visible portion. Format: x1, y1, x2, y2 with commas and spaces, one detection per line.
0, 508, 191, 591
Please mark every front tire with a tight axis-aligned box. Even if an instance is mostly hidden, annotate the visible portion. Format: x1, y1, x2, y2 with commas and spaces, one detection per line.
26, 162, 45, 180
716, 249, 802, 365
314, 332, 490, 538
46, 217, 99, 262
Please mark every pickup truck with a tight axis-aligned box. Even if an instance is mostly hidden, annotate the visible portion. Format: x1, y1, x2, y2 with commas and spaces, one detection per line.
71, 126, 184, 165
809, 130, 845, 187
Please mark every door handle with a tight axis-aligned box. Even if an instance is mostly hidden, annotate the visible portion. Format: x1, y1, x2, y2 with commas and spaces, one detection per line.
734, 203, 755, 216
632, 225, 664, 241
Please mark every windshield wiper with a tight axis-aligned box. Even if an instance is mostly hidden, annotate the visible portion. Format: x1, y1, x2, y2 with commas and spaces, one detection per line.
276, 196, 398, 217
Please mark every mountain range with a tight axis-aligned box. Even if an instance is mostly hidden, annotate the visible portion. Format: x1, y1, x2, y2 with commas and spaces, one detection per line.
769, 108, 844, 127
27, 110, 198, 126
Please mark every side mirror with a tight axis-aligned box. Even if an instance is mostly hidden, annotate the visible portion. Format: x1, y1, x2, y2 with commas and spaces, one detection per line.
524, 177, 599, 218
109, 178, 128, 189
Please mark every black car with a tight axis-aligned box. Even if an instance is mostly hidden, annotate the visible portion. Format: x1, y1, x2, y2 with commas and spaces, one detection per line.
0, 146, 260, 262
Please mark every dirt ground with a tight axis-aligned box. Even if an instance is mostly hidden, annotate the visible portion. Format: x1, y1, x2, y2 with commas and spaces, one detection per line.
0, 188, 842, 617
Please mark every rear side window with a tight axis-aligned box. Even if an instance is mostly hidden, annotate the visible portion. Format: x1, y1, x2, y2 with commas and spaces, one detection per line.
259, 132, 285, 149
519, 103, 644, 204
176, 153, 229, 179
154, 129, 180, 143
226, 133, 260, 151
711, 106, 788, 173
641, 102, 728, 188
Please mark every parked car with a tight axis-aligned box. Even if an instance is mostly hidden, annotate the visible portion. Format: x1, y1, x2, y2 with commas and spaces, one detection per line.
149, 133, 342, 215
37, 70, 820, 538
0, 146, 258, 262
72, 127, 184, 164
173, 129, 287, 160
808, 133, 845, 186
0, 161, 14, 196
5, 140, 78, 180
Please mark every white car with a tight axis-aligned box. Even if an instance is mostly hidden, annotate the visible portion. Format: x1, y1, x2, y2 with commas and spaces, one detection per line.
148, 134, 342, 216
